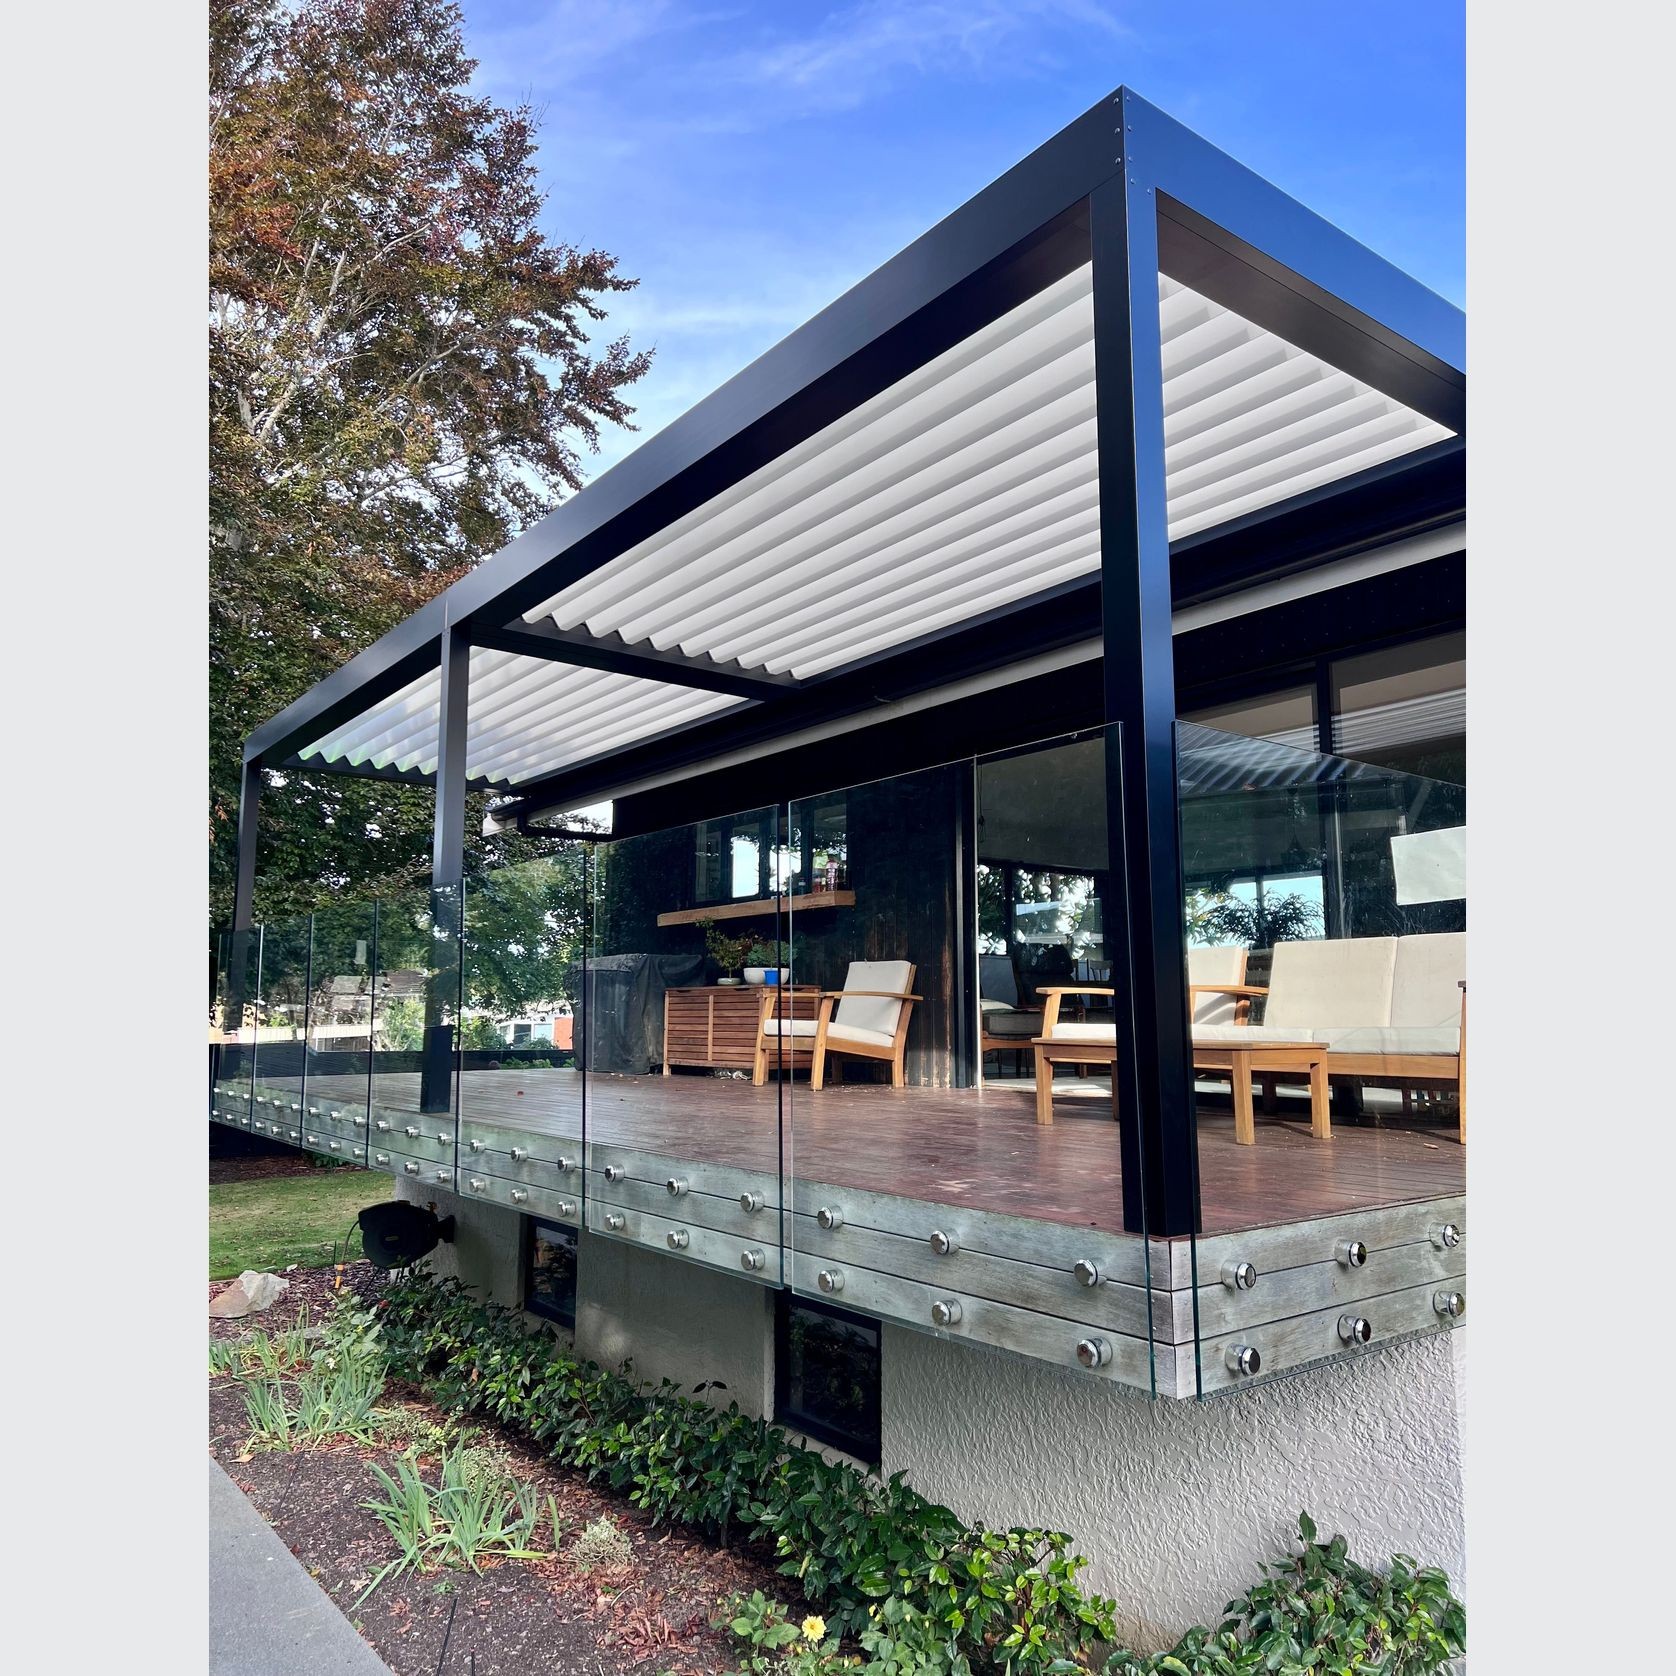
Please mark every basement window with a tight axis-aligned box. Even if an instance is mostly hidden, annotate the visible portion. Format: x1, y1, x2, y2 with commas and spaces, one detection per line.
774, 1292, 881, 1464
523, 1218, 578, 1329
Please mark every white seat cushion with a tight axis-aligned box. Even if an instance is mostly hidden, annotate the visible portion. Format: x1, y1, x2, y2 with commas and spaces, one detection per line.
1391, 933, 1466, 1029
1265, 937, 1396, 1031
826, 1021, 896, 1049
762, 1018, 818, 1038
1187, 946, 1247, 1026
1191, 1025, 1320, 1045
834, 960, 914, 1039
1047, 1022, 1119, 1043
1315, 1024, 1461, 1056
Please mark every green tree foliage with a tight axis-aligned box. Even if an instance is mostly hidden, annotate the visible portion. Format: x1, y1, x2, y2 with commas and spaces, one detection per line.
459, 849, 588, 1017
1186, 888, 1322, 950
209, 0, 651, 925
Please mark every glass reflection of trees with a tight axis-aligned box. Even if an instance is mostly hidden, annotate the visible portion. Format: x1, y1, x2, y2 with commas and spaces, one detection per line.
777, 1297, 881, 1462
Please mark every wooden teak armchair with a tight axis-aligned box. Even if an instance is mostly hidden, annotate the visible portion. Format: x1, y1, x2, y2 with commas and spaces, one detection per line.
753, 960, 921, 1089
1030, 986, 1117, 1125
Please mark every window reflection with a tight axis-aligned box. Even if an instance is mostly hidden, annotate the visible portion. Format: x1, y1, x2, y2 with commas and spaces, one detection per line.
775, 1294, 881, 1463
524, 1219, 578, 1329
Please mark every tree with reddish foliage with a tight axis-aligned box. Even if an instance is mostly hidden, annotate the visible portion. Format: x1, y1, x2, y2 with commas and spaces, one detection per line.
210, 0, 650, 925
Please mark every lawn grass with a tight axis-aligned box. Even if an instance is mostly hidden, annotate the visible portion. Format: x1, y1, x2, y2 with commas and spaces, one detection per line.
208, 1167, 389, 1278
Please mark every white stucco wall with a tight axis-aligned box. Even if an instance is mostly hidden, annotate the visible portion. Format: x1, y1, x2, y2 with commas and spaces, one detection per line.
882, 1323, 1467, 1650
573, 1235, 775, 1415
395, 1180, 523, 1301
393, 1188, 773, 1412
392, 1192, 1464, 1648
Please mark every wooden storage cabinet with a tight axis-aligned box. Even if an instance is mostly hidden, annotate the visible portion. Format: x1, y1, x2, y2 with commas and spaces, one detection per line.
662, 984, 816, 1074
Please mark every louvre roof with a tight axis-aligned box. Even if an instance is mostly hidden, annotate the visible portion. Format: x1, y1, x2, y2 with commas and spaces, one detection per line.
296, 268, 1451, 788
249, 87, 1466, 816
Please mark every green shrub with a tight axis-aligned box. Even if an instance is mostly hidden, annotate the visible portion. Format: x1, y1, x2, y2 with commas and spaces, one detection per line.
377, 1267, 1118, 1673
1101, 1514, 1465, 1675
239, 1293, 388, 1451
374, 1269, 1464, 1676
716, 1590, 846, 1675
570, 1514, 635, 1575
357, 1448, 556, 1600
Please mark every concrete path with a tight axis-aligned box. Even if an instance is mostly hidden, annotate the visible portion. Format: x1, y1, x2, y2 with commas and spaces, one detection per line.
208, 1457, 392, 1676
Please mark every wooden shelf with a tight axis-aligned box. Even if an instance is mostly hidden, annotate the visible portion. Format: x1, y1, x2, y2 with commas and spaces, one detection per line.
656, 890, 855, 928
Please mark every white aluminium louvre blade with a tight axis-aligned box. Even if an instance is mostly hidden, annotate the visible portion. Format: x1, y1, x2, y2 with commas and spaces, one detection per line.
301, 667, 437, 764
606, 319, 1098, 648
480, 687, 743, 785
754, 505, 1104, 674
710, 466, 1098, 667
529, 265, 1095, 634
685, 406, 1099, 666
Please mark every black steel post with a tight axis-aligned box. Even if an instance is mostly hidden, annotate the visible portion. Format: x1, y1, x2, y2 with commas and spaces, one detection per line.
1091, 108, 1199, 1240
951, 763, 976, 1089
432, 620, 471, 885
298, 911, 314, 1126
232, 757, 262, 931
222, 758, 266, 1121
1314, 659, 1349, 939
365, 898, 379, 1135
421, 620, 470, 1115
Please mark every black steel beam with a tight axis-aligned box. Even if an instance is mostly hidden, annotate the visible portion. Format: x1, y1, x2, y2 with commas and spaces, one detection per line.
498, 444, 1461, 827
235, 100, 1121, 771
472, 619, 791, 700
500, 577, 1106, 817
1131, 92, 1465, 417
1091, 111, 1198, 1242
1169, 443, 1464, 608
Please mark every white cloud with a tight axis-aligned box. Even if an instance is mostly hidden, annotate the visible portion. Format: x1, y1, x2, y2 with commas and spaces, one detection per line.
728, 0, 1129, 114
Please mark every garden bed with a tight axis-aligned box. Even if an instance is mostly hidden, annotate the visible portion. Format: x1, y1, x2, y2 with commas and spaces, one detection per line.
207, 1294, 805, 1675
208, 1269, 1465, 1676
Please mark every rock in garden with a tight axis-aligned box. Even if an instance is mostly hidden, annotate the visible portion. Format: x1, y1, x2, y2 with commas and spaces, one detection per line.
209, 1270, 291, 1318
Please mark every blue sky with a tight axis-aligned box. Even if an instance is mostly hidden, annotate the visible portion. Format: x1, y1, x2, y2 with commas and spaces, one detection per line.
463, 0, 1464, 479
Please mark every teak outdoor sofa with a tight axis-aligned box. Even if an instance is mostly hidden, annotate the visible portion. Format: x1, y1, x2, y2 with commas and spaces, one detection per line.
1030, 935, 1466, 1141
1192, 933, 1466, 1143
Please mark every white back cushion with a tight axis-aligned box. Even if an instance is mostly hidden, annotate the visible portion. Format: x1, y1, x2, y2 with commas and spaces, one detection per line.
835, 960, 914, 1039
1187, 946, 1247, 1026
1266, 938, 1396, 1030
1391, 933, 1466, 1028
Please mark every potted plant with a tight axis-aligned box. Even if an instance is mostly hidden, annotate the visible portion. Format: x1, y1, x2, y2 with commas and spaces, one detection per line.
743, 938, 789, 986
699, 920, 756, 986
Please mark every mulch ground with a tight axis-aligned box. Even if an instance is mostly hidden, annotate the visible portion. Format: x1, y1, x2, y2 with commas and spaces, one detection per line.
208, 1274, 804, 1675
208, 1153, 323, 1186
208, 1259, 384, 1338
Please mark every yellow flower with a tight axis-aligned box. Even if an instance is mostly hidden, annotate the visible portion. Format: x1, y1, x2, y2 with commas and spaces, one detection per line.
800, 1615, 828, 1643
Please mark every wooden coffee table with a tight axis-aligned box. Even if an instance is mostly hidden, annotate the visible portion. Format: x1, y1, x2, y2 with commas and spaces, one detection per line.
1192, 1039, 1330, 1144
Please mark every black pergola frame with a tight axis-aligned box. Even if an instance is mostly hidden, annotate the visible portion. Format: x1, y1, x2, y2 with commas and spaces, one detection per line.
230, 87, 1466, 1238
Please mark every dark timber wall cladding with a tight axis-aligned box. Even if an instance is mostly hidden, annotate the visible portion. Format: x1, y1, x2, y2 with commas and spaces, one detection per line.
590, 772, 967, 1087
790, 764, 966, 1089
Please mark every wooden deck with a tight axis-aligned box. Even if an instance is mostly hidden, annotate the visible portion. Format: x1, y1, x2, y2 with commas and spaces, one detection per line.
297, 1066, 1464, 1238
